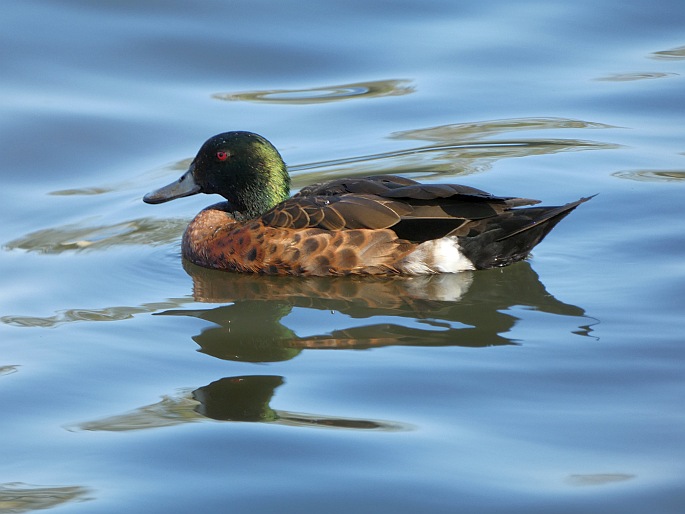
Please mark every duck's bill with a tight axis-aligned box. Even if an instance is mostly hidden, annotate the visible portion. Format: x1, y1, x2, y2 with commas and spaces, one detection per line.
143, 168, 201, 204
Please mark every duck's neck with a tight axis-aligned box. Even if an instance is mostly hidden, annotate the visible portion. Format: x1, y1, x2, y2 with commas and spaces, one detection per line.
224, 153, 290, 219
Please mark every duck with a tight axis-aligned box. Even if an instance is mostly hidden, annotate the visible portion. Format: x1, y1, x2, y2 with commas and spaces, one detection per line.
144, 131, 591, 276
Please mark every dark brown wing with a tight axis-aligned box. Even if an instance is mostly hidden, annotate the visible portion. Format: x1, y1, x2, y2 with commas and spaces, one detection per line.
261, 194, 412, 231
267, 174, 544, 241
294, 175, 420, 197
295, 175, 535, 204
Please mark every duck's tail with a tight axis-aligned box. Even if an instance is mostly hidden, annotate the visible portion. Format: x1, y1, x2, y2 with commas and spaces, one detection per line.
458, 196, 594, 269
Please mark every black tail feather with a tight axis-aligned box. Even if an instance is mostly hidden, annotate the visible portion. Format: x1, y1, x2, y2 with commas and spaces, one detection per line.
459, 196, 593, 269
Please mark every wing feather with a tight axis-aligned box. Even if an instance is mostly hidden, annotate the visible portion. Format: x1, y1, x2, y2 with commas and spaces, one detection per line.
262, 194, 410, 230
265, 174, 547, 239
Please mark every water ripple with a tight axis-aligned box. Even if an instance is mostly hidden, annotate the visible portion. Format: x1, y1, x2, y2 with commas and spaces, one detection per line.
650, 44, 685, 60
566, 473, 635, 486
4, 217, 188, 254
290, 139, 616, 187
213, 79, 414, 104
390, 117, 618, 141
1, 300, 188, 328
595, 72, 678, 82
291, 117, 619, 185
0, 483, 92, 511
612, 169, 685, 182
0, 365, 19, 377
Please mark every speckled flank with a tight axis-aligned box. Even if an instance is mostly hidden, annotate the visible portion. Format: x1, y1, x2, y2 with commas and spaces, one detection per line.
183, 207, 418, 276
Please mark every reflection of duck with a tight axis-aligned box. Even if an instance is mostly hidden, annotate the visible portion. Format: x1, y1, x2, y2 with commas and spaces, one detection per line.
155, 261, 594, 363
71, 375, 406, 432
194, 376, 407, 430
144, 131, 590, 275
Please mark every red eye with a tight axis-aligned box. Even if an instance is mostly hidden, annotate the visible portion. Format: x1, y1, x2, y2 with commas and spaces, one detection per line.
216, 151, 229, 161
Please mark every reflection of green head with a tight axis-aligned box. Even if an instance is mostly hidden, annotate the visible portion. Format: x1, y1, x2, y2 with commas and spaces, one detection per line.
192, 302, 301, 363
192, 376, 283, 422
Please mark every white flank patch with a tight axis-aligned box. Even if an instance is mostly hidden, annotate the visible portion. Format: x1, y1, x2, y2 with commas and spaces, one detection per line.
401, 237, 475, 274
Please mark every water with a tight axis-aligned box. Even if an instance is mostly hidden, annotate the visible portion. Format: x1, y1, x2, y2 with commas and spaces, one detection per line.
1, 0, 685, 512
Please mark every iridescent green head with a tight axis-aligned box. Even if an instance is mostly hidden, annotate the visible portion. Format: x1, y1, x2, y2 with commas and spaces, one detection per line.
144, 131, 290, 218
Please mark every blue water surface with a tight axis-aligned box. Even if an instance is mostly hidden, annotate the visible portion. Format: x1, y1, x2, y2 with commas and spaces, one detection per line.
1, 0, 684, 512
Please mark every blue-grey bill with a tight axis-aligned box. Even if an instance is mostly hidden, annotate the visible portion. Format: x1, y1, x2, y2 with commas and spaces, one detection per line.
143, 168, 201, 204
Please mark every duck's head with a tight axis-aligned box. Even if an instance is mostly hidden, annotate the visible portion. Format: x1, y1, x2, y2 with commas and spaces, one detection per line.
144, 131, 290, 218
